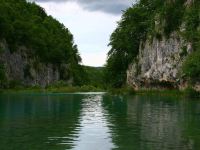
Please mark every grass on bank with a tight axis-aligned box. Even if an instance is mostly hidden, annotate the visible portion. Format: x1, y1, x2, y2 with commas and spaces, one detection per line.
0, 84, 199, 99
107, 87, 200, 98
131, 88, 200, 98
0, 85, 105, 93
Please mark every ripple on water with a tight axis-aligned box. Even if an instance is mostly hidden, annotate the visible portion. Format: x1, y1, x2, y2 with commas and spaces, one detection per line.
0, 93, 200, 150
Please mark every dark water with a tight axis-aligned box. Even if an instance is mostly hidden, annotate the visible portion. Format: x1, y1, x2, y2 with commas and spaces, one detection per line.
0, 93, 200, 150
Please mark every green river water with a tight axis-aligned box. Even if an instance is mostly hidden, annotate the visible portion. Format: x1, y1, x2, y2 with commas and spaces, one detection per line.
0, 92, 200, 150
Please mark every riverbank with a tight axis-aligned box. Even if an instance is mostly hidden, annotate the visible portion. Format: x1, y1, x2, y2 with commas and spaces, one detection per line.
0, 85, 105, 94
0, 86, 199, 98
99, 87, 200, 98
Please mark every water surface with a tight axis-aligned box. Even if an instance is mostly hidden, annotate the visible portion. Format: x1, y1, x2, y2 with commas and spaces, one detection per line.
0, 93, 200, 150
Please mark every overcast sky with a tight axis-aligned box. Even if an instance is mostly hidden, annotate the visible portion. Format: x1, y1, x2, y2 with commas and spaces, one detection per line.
32, 0, 133, 66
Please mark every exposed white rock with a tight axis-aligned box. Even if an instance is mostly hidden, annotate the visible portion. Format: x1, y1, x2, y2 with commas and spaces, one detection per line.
127, 32, 187, 89
0, 40, 72, 87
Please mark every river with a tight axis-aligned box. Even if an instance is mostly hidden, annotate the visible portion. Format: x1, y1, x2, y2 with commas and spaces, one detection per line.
0, 92, 200, 150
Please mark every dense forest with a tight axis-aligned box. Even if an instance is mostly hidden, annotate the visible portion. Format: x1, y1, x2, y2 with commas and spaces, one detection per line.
83, 66, 105, 88
0, 0, 87, 87
0, 0, 82, 64
105, 0, 200, 88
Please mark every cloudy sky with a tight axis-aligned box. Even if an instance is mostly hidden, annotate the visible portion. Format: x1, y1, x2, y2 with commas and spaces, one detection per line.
32, 0, 133, 66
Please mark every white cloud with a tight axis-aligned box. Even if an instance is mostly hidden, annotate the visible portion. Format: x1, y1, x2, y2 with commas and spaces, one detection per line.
80, 51, 107, 67
33, 0, 132, 14
38, 1, 121, 66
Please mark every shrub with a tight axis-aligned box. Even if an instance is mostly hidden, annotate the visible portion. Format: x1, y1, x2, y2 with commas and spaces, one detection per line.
185, 87, 200, 98
46, 80, 68, 88
0, 45, 4, 53
0, 64, 7, 88
9, 80, 23, 89
180, 46, 188, 57
182, 51, 200, 81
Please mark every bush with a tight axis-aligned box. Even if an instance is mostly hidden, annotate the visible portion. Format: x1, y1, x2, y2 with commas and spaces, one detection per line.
0, 45, 4, 53
161, 0, 185, 36
9, 80, 23, 89
79, 85, 102, 92
180, 46, 188, 57
182, 51, 200, 80
0, 64, 7, 88
108, 87, 135, 95
185, 87, 200, 98
46, 81, 68, 88
181, 1, 200, 83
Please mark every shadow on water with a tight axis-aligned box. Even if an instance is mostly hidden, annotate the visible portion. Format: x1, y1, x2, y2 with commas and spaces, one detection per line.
102, 95, 200, 150
0, 93, 200, 150
0, 93, 84, 150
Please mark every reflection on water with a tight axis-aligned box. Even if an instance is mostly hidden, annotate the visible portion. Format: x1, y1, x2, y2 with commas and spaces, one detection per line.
102, 95, 200, 150
0, 93, 200, 150
0, 94, 83, 150
72, 95, 114, 150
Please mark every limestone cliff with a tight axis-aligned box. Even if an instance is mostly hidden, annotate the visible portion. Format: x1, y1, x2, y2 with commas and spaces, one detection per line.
0, 40, 72, 88
127, 32, 191, 89
126, 0, 200, 90
105, 0, 199, 90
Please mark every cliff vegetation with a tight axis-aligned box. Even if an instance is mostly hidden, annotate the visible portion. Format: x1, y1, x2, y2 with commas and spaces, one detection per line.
0, 0, 86, 88
105, 0, 200, 89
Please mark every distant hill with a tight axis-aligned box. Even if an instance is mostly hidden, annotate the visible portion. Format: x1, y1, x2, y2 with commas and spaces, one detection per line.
83, 66, 105, 88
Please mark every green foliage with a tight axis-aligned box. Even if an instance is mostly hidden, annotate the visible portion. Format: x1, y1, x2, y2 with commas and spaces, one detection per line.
183, 50, 200, 80
0, 0, 81, 63
78, 85, 102, 92
83, 66, 105, 88
23, 64, 32, 79
160, 0, 186, 36
46, 80, 69, 88
105, 0, 199, 88
183, 1, 200, 47
46, 85, 104, 93
0, 64, 6, 87
47, 66, 106, 91
182, 1, 200, 82
105, 1, 154, 87
108, 87, 135, 95
0, 0, 85, 86
0, 45, 4, 53
184, 87, 200, 98
68, 64, 88, 86
180, 46, 188, 57
9, 80, 23, 89
155, 33, 162, 41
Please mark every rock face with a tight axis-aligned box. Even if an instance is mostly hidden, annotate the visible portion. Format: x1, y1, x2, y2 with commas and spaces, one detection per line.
0, 40, 71, 87
127, 33, 191, 90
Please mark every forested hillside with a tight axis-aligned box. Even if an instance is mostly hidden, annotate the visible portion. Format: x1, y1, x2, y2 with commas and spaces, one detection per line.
105, 0, 200, 89
0, 0, 86, 87
83, 66, 105, 88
